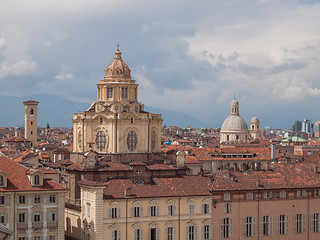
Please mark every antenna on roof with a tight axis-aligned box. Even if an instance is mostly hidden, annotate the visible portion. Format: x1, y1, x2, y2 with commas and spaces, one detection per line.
233, 94, 236, 100
117, 44, 120, 51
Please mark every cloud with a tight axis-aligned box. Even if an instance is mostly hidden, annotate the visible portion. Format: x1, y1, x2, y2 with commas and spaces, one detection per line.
0, 59, 38, 78
54, 73, 74, 80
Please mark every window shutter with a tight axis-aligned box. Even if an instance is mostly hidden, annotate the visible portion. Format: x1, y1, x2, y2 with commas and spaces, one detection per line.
156, 206, 159, 216
220, 219, 224, 238
243, 218, 247, 237
224, 204, 227, 214
269, 216, 273, 235
195, 226, 198, 240
252, 217, 256, 236
141, 228, 143, 240
202, 225, 205, 240
186, 226, 189, 240
173, 227, 176, 240
311, 214, 314, 233
117, 208, 120, 218
302, 190, 306, 197
260, 216, 263, 236
302, 214, 306, 233
230, 203, 232, 213
156, 228, 159, 240
209, 225, 212, 239
294, 215, 297, 234
173, 205, 176, 215
148, 206, 151, 217
132, 207, 135, 217
202, 204, 205, 214
229, 218, 233, 237
285, 215, 288, 234
277, 215, 280, 235
165, 228, 168, 240
118, 230, 121, 240
140, 207, 143, 217
109, 208, 112, 218
168, 206, 170, 215
317, 214, 320, 233
111, 230, 114, 240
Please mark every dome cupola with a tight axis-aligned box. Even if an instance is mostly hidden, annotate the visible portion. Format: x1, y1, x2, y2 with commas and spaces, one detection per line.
104, 48, 131, 81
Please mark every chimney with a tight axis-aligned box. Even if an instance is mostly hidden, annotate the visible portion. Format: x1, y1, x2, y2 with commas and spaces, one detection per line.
125, 188, 132, 197
271, 143, 276, 160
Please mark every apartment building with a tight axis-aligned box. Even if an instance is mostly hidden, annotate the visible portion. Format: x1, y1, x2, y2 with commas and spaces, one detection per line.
66, 175, 212, 240
0, 156, 67, 240
210, 163, 320, 239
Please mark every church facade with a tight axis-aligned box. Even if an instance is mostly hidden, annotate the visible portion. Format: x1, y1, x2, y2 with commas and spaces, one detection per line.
72, 49, 162, 162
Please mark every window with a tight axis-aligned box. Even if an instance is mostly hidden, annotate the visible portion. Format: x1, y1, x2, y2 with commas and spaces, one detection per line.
227, 135, 229, 141
100, 118, 103, 124
127, 131, 138, 151
150, 228, 159, 240
224, 203, 231, 214
277, 215, 288, 235
109, 207, 120, 218
31, 121, 33, 125
189, 204, 195, 215
96, 131, 107, 151
260, 216, 273, 236
18, 237, 26, 240
311, 213, 320, 233
34, 175, 40, 185
0, 213, 5, 224
122, 87, 128, 98
149, 206, 159, 217
280, 190, 286, 198
202, 225, 212, 240
48, 211, 56, 221
48, 194, 55, 203
49, 236, 56, 240
86, 203, 91, 218
202, 203, 210, 214
111, 230, 120, 240
132, 206, 142, 217
0, 196, 4, 205
107, 87, 113, 99
30, 108, 34, 115
263, 191, 272, 199
151, 131, 156, 151
244, 217, 256, 237
220, 218, 233, 238
315, 190, 320, 197
168, 205, 176, 216
294, 214, 306, 234
224, 193, 231, 201
134, 228, 143, 240
131, 118, 134, 124
166, 227, 176, 240
34, 195, 41, 204
0, 176, 3, 186
34, 212, 41, 222
78, 131, 82, 150
19, 195, 26, 204
297, 190, 306, 198
19, 213, 26, 223
187, 226, 197, 240
34, 237, 40, 240
246, 192, 253, 200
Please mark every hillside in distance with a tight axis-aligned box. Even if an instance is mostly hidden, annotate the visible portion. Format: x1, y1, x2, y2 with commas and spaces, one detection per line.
0, 95, 207, 128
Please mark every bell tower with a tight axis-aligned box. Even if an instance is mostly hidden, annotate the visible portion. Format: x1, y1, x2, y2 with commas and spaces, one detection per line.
23, 100, 39, 147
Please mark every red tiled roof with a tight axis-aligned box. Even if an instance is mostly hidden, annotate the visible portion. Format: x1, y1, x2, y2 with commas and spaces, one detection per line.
146, 164, 179, 170
0, 156, 66, 192
5, 136, 29, 142
102, 175, 211, 199
211, 163, 320, 192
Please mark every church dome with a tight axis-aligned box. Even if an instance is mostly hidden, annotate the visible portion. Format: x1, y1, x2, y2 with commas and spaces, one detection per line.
251, 116, 259, 122
221, 115, 248, 131
104, 49, 131, 80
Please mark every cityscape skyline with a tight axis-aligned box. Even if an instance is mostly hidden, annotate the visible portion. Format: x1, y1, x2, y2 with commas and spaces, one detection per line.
1, 0, 320, 128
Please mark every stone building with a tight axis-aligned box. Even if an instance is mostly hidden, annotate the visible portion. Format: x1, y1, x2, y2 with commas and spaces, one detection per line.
23, 100, 39, 147
72, 48, 162, 163
0, 156, 67, 240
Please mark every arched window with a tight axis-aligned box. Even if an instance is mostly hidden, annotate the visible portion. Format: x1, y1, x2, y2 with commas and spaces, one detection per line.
30, 108, 34, 115
151, 131, 156, 151
96, 131, 107, 151
78, 131, 82, 150
127, 131, 137, 151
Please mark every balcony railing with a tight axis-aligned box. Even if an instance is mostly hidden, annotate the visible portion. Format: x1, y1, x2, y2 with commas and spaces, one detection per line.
17, 222, 28, 229
47, 221, 57, 228
32, 222, 43, 229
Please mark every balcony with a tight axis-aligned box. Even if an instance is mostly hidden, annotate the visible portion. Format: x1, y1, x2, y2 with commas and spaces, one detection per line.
17, 222, 28, 229
32, 222, 43, 229
47, 221, 57, 228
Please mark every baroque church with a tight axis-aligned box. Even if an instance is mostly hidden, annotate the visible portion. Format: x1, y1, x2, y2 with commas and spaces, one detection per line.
72, 48, 163, 163
220, 97, 261, 143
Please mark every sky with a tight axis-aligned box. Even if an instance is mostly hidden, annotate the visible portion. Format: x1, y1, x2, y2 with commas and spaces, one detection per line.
1, 0, 320, 129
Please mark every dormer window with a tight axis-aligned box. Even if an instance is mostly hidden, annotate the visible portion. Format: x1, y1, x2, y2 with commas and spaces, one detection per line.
28, 171, 43, 187
0, 172, 8, 188
35, 175, 40, 185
